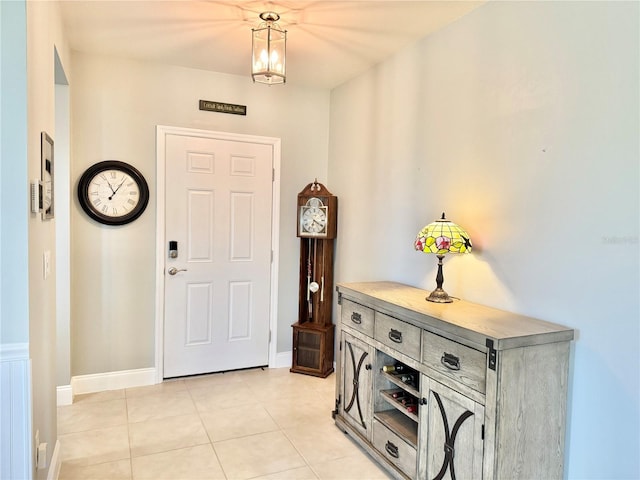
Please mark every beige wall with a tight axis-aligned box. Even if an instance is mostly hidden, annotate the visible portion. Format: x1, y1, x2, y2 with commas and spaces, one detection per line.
26, 1, 71, 477
328, 1, 639, 478
70, 52, 330, 375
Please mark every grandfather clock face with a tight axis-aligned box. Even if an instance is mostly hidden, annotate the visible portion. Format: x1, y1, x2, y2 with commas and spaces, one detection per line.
299, 197, 329, 237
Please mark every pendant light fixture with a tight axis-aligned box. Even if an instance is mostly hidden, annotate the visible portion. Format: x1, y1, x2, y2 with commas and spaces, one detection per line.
251, 12, 287, 85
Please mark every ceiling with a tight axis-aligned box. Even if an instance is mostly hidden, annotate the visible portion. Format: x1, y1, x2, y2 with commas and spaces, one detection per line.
59, 1, 484, 90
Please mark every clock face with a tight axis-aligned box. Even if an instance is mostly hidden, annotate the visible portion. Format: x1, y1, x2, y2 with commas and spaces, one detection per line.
78, 161, 149, 226
300, 197, 328, 237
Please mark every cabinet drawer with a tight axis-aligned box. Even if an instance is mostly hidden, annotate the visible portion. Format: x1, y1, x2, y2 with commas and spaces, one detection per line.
372, 418, 417, 478
422, 331, 486, 393
341, 299, 374, 336
375, 313, 421, 360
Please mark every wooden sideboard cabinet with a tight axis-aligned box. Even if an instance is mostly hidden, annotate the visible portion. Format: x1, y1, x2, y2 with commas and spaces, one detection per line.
333, 282, 574, 480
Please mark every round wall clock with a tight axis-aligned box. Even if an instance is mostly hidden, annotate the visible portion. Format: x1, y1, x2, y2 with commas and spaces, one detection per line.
77, 160, 149, 226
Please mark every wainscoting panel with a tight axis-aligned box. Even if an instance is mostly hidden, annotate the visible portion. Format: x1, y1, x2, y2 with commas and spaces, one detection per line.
1, 343, 32, 480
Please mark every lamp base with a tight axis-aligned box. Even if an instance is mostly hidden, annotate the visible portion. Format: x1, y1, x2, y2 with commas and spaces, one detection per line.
426, 287, 453, 303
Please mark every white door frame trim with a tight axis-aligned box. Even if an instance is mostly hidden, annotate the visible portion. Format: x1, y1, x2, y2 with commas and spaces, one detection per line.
155, 125, 281, 382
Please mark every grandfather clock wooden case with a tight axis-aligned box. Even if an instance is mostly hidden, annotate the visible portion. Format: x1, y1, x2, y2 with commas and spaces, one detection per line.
291, 181, 337, 378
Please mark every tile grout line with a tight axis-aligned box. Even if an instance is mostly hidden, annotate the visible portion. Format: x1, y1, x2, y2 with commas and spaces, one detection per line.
124, 387, 134, 480
188, 379, 231, 480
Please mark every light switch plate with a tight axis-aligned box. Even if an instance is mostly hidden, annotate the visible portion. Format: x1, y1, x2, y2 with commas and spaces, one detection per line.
43, 251, 51, 279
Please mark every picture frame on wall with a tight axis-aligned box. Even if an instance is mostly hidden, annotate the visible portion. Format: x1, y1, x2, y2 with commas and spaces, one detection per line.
41, 132, 54, 220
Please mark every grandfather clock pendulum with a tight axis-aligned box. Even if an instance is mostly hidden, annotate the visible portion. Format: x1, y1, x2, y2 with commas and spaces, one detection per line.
291, 180, 337, 378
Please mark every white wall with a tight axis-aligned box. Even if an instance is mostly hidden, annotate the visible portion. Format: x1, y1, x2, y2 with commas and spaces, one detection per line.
1, 2, 31, 477
0, 0, 29, 346
26, 1, 71, 477
70, 52, 330, 376
328, 1, 638, 479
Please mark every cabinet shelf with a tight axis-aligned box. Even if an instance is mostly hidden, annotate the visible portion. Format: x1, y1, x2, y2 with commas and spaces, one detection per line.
374, 410, 418, 447
381, 371, 419, 397
379, 389, 419, 423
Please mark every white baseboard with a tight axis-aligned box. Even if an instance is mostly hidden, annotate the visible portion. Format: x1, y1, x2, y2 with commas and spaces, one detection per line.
271, 350, 292, 369
71, 367, 157, 395
56, 385, 73, 406
47, 440, 61, 480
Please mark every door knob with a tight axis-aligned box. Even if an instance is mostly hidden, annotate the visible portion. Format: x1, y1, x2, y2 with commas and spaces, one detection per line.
168, 267, 188, 275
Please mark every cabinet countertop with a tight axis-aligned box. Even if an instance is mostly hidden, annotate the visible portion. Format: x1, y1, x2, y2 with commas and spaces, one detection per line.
337, 281, 574, 351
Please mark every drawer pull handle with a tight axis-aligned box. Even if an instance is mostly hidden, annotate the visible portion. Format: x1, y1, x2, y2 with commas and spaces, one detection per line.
351, 312, 362, 324
441, 352, 461, 370
385, 441, 399, 458
389, 329, 403, 343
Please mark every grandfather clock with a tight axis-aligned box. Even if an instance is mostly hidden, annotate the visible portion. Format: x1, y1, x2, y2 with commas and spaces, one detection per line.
291, 180, 337, 378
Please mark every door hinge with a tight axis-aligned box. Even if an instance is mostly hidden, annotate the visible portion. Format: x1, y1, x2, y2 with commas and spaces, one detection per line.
272, 168, 275, 182
486, 338, 497, 371
269, 330, 272, 342
481, 424, 485, 440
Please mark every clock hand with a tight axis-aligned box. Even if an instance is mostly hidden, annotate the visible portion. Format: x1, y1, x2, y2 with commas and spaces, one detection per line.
112, 178, 127, 195
107, 179, 127, 201
107, 185, 117, 201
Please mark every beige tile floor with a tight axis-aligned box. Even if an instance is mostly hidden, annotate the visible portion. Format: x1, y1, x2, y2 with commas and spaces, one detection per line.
58, 367, 393, 480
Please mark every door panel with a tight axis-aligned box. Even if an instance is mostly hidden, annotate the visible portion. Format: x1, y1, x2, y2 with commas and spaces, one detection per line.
424, 378, 485, 480
229, 281, 251, 339
163, 133, 273, 378
185, 282, 212, 345
187, 190, 213, 261
341, 332, 374, 440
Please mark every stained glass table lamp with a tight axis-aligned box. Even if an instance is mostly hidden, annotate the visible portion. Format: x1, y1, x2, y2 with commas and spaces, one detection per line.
414, 213, 472, 303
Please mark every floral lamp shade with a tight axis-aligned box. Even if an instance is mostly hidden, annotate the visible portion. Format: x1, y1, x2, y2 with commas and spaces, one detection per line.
414, 213, 472, 303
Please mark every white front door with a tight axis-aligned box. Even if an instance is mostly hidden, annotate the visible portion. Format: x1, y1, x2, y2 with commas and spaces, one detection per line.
163, 132, 274, 378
